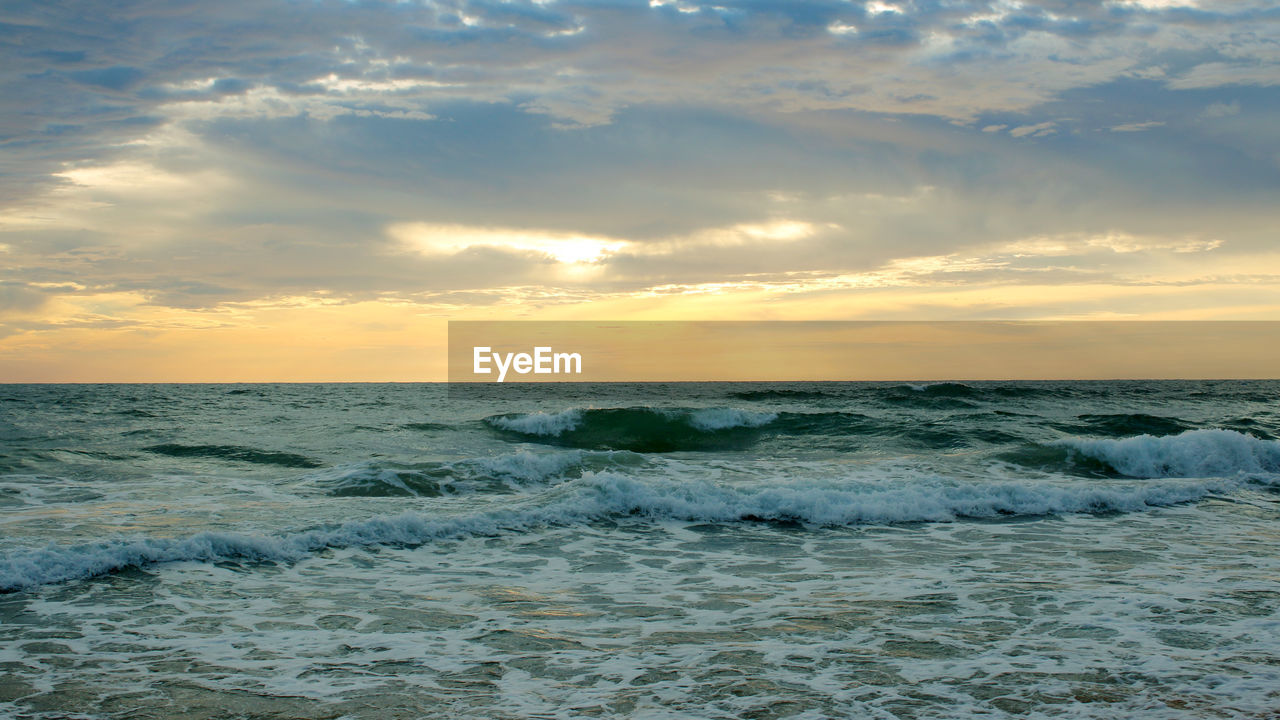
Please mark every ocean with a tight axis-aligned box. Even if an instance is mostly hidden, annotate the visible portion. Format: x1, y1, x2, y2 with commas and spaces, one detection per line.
1, 381, 1278, 719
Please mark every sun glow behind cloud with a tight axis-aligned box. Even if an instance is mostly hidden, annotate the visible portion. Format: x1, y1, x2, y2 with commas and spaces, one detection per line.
0, 0, 1277, 379
389, 223, 627, 264
388, 220, 821, 265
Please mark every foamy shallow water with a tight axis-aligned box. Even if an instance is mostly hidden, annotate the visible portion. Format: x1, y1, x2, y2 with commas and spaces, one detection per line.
5, 504, 1279, 719
2, 382, 1279, 718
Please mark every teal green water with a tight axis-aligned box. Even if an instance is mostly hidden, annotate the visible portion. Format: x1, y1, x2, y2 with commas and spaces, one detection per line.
1, 381, 1278, 718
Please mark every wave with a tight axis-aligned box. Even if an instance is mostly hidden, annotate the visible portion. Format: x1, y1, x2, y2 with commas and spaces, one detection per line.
886, 383, 1070, 407
143, 443, 323, 469
1056, 429, 1280, 479
308, 450, 649, 497
311, 464, 447, 497
484, 407, 1032, 451
728, 389, 832, 401
485, 408, 778, 452
1052, 413, 1196, 438
881, 384, 979, 409
400, 422, 454, 432
0, 477, 105, 507
488, 409, 587, 437
1219, 417, 1275, 440
1, 468, 1238, 591
726, 383, 1065, 404
894, 382, 979, 396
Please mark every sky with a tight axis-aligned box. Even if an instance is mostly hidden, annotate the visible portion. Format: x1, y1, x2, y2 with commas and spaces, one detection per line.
0, 0, 1278, 380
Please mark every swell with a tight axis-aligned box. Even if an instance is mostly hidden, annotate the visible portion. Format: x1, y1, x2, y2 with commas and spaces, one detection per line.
1049, 413, 1197, 438
143, 443, 323, 469
483, 406, 990, 452
400, 422, 453, 432
307, 450, 650, 497
728, 389, 833, 401
484, 407, 779, 452
726, 383, 1066, 404
484, 406, 1030, 452
879, 383, 1064, 407
0, 471, 1237, 592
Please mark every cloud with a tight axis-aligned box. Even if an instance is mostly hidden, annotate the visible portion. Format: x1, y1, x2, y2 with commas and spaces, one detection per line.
1169, 63, 1280, 90
1, 0, 1277, 201
390, 223, 628, 264
1009, 121, 1056, 138
0, 282, 53, 315
998, 233, 1223, 256
0, 0, 1275, 352
1110, 120, 1166, 132
1202, 100, 1241, 118
2, 93, 1276, 315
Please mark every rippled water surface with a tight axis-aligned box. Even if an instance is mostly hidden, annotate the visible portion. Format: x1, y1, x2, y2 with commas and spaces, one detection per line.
2, 381, 1279, 718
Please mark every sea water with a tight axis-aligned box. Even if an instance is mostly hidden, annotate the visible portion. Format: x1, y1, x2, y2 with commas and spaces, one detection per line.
1, 381, 1278, 718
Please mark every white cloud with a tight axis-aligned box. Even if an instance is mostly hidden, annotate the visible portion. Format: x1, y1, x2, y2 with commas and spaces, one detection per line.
1113, 0, 1199, 8
1169, 63, 1280, 90
1, 0, 1276, 324
999, 233, 1222, 256
1110, 121, 1165, 132
865, 1, 902, 15
1009, 122, 1056, 138
1202, 101, 1241, 118
389, 223, 627, 264
387, 219, 820, 265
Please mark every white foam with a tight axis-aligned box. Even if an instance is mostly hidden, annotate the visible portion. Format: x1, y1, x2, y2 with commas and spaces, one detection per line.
685, 408, 778, 431
487, 406, 778, 436
306, 463, 428, 494
10, 502, 1280, 719
0, 532, 307, 591
0, 470, 1228, 591
469, 449, 596, 482
1058, 429, 1280, 478
486, 409, 583, 436
303, 450, 649, 497
573, 473, 1224, 525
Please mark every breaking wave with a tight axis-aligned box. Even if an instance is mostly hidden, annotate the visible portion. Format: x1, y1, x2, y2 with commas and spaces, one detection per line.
0, 471, 1230, 591
307, 450, 649, 497
1056, 429, 1280, 479
483, 406, 1036, 451
485, 407, 779, 451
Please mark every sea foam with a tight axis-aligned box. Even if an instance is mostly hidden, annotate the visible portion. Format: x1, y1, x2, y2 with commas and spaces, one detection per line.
486, 409, 585, 437
483, 407, 781, 451
1057, 429, 1280, 478
306, 450, 648, 497
0, 471, 1227, 591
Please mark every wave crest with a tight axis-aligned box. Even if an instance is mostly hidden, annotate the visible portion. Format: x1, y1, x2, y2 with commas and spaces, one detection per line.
1, 471, 1227, 591
484, 407, 778, 452
307, 450, 649, 497
143, 443, 322, 469
1056, 429, 1280, 479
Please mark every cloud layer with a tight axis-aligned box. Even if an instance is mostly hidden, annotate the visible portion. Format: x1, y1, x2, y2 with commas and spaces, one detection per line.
0, 0, 1278, 377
